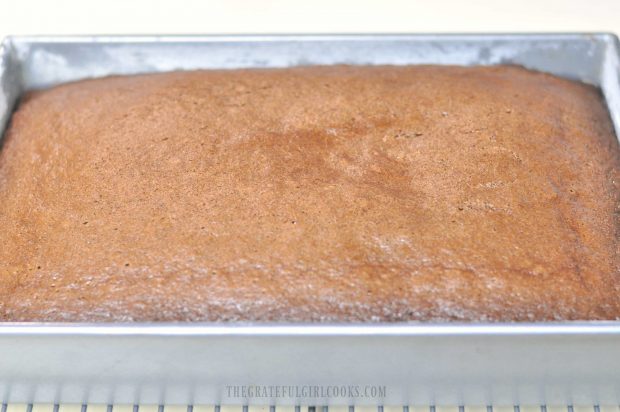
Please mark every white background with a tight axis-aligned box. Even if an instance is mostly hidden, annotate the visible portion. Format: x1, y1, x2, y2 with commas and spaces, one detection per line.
0, 0, 619, 38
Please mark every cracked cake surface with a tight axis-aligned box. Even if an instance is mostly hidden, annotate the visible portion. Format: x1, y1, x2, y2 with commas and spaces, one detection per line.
0, 65, 619, 322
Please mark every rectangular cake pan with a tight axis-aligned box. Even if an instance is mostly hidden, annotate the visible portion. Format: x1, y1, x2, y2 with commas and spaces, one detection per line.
1, 34, 620, 408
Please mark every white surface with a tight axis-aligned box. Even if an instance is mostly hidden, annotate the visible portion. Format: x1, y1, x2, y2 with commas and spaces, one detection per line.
0, 0, 619, 39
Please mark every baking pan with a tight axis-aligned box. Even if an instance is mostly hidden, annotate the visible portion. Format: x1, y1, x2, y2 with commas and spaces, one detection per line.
0, 34, 620, 408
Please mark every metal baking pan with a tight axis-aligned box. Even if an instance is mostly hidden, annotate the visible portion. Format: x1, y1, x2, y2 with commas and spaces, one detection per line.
1, 34, 620, 408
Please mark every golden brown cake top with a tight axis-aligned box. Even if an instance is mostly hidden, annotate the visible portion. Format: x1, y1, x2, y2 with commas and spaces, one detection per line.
0, 65, 618, 322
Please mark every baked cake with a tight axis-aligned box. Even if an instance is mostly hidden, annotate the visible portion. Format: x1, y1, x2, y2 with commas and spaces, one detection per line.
0, 65, 618, 322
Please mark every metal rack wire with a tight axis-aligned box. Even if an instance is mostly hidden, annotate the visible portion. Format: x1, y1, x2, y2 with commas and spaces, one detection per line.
1, 405, 618, 412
